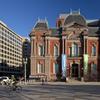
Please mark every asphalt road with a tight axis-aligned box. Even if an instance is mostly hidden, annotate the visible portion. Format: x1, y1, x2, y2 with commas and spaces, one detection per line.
0, 83, 100, 100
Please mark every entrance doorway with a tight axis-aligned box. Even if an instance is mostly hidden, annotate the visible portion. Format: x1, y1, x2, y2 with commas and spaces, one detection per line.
72, 63, 78, 77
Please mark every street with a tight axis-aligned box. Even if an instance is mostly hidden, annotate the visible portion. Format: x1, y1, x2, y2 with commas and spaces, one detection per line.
0, 82, 100, 100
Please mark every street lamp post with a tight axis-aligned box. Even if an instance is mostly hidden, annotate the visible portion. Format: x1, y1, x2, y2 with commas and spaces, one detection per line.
23, 58, 27, 84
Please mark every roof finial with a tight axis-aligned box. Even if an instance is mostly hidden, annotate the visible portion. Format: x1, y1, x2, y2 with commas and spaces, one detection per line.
70, 8, 72, 15
38, 17, 40, 22
45, 17, 49, 28
45, 17, 47, 22
78, 9, 80, 15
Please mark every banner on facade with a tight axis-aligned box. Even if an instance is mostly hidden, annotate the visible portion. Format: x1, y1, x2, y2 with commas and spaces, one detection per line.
83, 54, 88, 74
62, 54, 67, 77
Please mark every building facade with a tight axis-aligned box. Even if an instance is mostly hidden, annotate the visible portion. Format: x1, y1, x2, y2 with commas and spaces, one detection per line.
0, 21, 23, 77
30, 11, 100, 81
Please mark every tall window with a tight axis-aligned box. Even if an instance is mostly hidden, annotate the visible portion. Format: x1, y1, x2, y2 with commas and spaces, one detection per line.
54, 45, 58, 56
92, 45, 96, 56
91, 63, 97, 77
37, 63, 44, 73
79, 47, 82, 56
38, 45, 44, 56
69, 47, 72, 56
72, 43, 78, 56
53, 63, 58, 74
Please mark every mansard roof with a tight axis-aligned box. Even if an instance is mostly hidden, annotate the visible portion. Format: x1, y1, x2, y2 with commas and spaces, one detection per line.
88, 27, 100, 36
51, 28, 57, 34
34, 19, 48, 30
87, 19, 100, 27
64, 13, 86, 26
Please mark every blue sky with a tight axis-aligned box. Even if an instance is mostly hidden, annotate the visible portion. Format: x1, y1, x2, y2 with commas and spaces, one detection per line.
0, 0, 100, 37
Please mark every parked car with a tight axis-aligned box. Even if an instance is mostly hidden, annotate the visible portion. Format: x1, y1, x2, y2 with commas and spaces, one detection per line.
0, 76, 11, 85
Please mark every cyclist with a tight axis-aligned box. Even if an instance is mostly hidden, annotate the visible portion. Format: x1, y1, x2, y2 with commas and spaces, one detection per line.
11, 75, 17, 90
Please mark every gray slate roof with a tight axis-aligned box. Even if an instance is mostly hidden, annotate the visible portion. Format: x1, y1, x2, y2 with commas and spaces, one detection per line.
88, 27, 100, 36
34, 20, 48, 29
64, 14, 86, 26
88, 20, 100, 27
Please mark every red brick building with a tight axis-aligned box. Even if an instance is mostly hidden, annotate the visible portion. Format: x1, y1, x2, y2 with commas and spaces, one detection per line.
29, 11, 100, 81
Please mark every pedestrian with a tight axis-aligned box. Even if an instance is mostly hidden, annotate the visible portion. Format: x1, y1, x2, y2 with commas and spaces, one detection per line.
41, 78, 44, 85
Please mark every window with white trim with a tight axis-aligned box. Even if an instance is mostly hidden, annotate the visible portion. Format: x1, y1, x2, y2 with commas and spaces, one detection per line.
71, 43, 78, 56
54, 45, 59, 56
92, 45, 96, 56
69, 47, 72, 56
91, 63, 97, 76
53, 63, 58, 74
37, 63, 44, 73
38, 44, 44, 56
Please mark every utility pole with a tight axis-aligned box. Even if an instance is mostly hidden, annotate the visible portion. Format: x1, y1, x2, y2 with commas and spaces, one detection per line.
23, 58, 27, 84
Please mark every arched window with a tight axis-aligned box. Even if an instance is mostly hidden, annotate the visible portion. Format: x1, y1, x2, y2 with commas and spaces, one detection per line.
54, 45, 59, 56
58, 20, 62, 28
92, 45, 96, 56
38, 45, 44, 56
72, 43, 78, 56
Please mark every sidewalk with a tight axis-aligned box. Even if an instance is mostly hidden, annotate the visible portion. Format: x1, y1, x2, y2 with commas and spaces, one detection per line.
18, 80, 100, 86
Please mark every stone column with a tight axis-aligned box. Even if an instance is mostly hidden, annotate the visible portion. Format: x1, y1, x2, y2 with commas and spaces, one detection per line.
47, 39, 48, 55
48, 39, 50, 55
45, 39, 47, 55
31, 37, 33, 56
45, 38, 51, 80
84, 36, 88, 54
62, 37, 64, 54
62, 36, 66, 54
78, 64, 81, 79
30, 36, 36, 75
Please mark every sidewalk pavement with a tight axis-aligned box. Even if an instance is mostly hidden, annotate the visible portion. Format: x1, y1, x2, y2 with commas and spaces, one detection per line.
19, 81, 100, 86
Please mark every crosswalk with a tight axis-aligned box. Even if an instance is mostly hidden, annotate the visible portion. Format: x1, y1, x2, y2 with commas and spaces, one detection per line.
0, 84, 100, 100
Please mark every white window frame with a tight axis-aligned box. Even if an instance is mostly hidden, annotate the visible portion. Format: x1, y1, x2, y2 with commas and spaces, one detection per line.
53, 63, 58, 74
91, 63, 97, 76
53, 63, 55, 74
72, 43, 78, 56
92, 45, 96, 56
38, 44, 44, 56
37, 63, 44, 73
54, 45, 59, 57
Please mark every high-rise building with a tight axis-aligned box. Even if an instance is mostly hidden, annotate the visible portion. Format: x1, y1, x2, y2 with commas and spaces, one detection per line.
30, 11, 100, 82
0, 21, 23, 77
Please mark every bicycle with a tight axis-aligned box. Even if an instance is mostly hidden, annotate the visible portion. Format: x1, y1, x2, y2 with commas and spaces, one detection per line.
8, 84, 22, 92
5, 80, 22, 93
